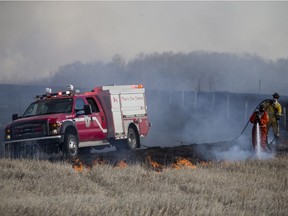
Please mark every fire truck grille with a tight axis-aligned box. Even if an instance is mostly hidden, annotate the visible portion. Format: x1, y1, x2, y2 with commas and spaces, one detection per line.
12, 121, 48, 140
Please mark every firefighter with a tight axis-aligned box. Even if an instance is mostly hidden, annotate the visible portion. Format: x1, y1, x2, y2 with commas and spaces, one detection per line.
263, 92, 282, 144
249, 105, 269, 151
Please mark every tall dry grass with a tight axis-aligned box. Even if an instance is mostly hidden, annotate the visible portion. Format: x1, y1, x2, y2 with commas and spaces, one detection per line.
0, 155, 287, 216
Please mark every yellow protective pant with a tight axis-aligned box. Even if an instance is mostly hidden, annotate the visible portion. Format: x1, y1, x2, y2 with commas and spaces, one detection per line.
267, 118, 280, 138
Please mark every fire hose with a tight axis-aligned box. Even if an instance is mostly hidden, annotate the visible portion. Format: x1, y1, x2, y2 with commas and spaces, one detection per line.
175, 99, 276, 149
229, 99, 272, 143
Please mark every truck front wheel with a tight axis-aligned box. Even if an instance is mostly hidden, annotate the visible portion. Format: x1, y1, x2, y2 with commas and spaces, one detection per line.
63, 134, 79, 160
127, 127, 140, 150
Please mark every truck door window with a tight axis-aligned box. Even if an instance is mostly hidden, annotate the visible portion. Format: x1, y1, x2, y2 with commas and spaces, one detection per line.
75, 98, 85, 115
86, 98, 99, 113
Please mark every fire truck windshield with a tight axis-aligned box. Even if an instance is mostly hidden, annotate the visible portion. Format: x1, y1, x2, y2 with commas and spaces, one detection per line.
23, 98, 73, 117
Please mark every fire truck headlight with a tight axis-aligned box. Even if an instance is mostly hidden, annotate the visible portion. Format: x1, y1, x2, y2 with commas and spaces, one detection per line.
5, 128, 11, 140
49, 123, 61, 135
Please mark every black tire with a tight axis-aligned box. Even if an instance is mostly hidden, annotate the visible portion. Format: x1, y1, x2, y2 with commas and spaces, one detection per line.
127, 127, 140, 150
63, 134, 79, 160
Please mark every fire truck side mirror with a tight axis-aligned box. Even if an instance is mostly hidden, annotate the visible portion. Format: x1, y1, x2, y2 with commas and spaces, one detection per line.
12, 114, 19, 121
84, 105, 92, 115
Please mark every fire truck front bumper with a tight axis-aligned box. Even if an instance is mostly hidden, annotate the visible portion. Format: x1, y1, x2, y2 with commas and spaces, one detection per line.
4, 135, 64, 156
4, 135, 62, 145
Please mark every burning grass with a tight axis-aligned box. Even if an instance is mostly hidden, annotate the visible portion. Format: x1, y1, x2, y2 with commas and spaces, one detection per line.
72, 155, 200, 173
0, 155, 288, 216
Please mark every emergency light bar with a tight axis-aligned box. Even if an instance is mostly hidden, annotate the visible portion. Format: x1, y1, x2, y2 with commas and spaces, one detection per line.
35, 91, 71, 100
35, 85, 79, 100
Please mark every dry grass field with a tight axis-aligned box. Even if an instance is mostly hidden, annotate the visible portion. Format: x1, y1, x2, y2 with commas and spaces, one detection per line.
0, 154, 287, 216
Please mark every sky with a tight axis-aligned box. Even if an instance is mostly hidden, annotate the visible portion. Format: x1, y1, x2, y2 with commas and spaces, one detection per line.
0, 1, 288, 83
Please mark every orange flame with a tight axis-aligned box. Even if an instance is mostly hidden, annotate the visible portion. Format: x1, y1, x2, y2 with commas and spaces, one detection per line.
93, 157, 107, 166
115, 160, 128, 168
71, 157, 110, 172
172, 158, 197, 169
72, 158, 83, 172
146, 155, 163, 172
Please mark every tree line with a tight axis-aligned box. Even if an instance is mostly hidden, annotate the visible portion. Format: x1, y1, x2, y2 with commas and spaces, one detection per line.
32, 51, 288, 95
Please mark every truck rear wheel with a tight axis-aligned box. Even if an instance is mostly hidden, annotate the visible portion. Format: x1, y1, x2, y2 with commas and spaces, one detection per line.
127, 127, 140, 150
63, 134, 79, 160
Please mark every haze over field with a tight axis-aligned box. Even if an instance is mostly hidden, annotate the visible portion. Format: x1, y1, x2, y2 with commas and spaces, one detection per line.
0, 1, 288, 94
1, 1, 288, 153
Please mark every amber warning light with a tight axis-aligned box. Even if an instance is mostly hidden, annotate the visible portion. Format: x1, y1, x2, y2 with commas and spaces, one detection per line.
132, 84, 144, 89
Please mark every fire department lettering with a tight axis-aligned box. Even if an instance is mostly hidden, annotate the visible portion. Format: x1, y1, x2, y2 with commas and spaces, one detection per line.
121, 95, 144, 101
84, 116, 91, 127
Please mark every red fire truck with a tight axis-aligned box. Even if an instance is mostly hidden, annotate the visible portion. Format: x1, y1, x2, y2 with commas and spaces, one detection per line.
4, 84, 151, 158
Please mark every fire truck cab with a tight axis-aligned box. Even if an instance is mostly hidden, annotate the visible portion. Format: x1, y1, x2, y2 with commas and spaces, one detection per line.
4, 84, 151, 158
